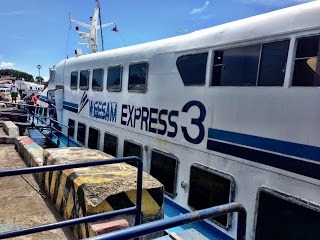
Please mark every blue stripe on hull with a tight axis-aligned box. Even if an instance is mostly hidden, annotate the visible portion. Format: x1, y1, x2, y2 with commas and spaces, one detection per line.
63, 105, 78, 113
63, 101, 78, 113
208, 128, 320, 162
207, 139, 320, 180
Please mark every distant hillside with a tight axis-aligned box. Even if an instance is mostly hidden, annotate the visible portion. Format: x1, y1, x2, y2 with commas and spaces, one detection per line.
0, 69, 34, 82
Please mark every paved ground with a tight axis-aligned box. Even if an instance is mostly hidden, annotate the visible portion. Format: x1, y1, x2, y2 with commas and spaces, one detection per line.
0, 144, 74, 240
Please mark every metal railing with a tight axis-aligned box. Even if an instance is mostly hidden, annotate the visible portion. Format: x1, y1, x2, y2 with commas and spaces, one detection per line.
49, 118, 70, 147
88, 202, 247, 240
0, 156, 143, 239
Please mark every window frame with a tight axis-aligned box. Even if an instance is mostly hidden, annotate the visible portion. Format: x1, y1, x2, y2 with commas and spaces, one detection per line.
88, 126, 100, 150
77, 121, 86, 145
150, 148, 179, 199
91, 68, 104, 92
292, 34, 320, 87
107, 64, 123, 92
68, 118, 76, 139
176, 52, 208, 86
187, 163, 236, 229
210, 39, 290, 87
253, 186, 320, 239
70, 71, 78, 90
79, 69, 90, 90
128, 61, 149, 93
103, 131, 118, 157
123, 139, 143, 159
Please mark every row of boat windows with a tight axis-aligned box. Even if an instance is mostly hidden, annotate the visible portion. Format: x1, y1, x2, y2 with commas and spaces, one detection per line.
69, 34, 320, 90
70, 62, 148, 92
68, 118, 320, 237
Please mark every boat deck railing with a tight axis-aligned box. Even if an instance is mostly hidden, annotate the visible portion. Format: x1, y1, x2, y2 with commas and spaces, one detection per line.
0, 154, 247, 239
0, 156, 144, 239
0, 101, 71, 147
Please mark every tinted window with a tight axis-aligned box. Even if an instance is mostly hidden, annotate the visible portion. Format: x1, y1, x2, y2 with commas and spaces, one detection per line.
212, 45, 260, 86
292, 35, 320, 86
92, 68, 104, 91
128, 62, 148, 92
88, 127, 99, 149
177, 52, 208, 86
71, 71, 78, 90
258, 40, 289, 86
77, 122, 86, 145
68, 119, 75, 139
103, 132, 118, 157
150, 150, 178, 197
256, 189, 320, 240
107, 65, 123, 92
123, 140, 142, 166
80, 69, 90, 90
188, 164, 234, 228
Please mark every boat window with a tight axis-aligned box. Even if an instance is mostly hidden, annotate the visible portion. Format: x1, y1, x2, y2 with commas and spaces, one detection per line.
128, 62, 148, 93
255, 187, 320, 240
88, 127, 100, 149
103, 132, 118, 157
107, 65, 123, 92
68, 119, 75, 139
77, 122, 86, 145
123, 140, 142, 166
211, 40, 289, 87
188, 164, 235, 229
176, 52, 208, 86
258, 40, 289, 86
292, 35, 320, 86
92, 68, 104, 91
70, 71, 78, 90
79, 69, 90, 90
150, 149, 178, 198
212, 45, 260, 86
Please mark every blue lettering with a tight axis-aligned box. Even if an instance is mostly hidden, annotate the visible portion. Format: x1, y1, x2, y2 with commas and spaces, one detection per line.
141, 107, 149, 131
167, 110, 178, 138
149, 108, 158, 134
157, 109, 168, 135
181, 100, 206, 144
121, 104, 128, 125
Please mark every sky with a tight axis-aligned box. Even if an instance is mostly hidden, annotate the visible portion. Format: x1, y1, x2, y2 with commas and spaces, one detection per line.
0, 0, 318, 81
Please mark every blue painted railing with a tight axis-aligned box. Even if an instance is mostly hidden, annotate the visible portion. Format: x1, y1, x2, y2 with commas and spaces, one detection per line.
88, 202, 247, 240
0, 156, 143, 239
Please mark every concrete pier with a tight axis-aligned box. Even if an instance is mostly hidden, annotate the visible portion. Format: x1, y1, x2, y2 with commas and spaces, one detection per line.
0, 123, 164, 239
0, 142, 73, 239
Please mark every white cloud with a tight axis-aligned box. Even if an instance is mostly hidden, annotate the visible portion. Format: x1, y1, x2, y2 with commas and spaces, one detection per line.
0, 62, 14, 68
241, 0, 317, 5
0, 10, 32, 16
190, 1, 210, 15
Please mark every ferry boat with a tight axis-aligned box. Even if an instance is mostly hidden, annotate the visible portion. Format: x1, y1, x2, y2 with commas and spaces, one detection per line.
39, 2, 320, 239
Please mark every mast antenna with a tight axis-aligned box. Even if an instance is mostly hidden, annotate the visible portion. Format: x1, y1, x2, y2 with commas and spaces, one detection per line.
70, 0, 114, 53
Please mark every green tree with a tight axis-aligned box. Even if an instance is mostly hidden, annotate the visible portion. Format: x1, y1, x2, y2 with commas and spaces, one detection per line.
0, 69, 35, 82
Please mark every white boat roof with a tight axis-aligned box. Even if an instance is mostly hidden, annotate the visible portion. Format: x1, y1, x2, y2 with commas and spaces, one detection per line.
59, 1, 320, 67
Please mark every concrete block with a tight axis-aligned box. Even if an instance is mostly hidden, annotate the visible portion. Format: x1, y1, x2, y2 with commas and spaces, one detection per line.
89, 219, 129, 236
3, 121, 19, 138
15, 136, 44, 182
43, 147, 164, 239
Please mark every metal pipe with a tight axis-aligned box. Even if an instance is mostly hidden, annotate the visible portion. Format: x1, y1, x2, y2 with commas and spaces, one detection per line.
0, 156, 142, 177
0, 207, 136, 239
87, 202, 247, 240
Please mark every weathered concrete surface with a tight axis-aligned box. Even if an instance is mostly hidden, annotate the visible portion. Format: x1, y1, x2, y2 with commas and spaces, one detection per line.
0, 144, 74, 240
0, 127, 14, 144
3, 121, 19, 138
43, 147, 164, 239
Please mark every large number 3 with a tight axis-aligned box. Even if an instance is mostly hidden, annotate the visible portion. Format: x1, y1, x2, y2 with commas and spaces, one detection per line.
181, 100, 206, 144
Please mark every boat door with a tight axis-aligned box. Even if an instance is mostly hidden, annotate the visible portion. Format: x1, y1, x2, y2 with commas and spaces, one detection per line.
47, 85, 63, 123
